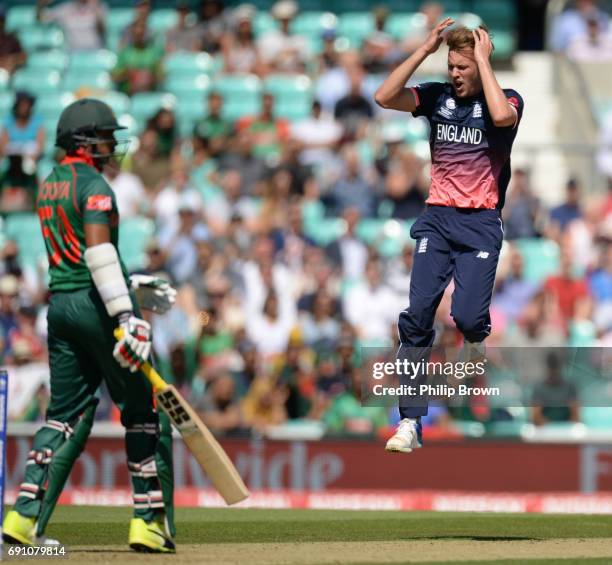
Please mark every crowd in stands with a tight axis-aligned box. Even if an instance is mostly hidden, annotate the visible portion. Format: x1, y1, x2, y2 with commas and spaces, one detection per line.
0, 0, 611, 439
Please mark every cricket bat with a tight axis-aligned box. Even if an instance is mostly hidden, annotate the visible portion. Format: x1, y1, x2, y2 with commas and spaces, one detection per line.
115, 329, 250, 505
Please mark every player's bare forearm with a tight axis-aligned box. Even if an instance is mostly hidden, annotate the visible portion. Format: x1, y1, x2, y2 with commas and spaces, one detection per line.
474, 29, 516, 127
375, 17, 454, 112
374, 48, 428, 111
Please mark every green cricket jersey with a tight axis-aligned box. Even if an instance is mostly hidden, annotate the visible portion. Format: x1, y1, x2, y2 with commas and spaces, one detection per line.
36, 157, 127, 292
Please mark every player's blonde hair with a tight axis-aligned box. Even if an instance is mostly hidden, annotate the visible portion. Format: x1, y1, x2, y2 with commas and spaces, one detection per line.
446, 25, 495, 54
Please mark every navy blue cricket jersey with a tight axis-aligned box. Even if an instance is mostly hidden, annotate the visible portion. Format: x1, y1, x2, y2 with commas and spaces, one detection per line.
410, 82, 524, 209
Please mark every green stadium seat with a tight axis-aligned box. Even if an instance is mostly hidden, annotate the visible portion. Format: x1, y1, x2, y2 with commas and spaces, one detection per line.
35, 92, 75, 120
130, 92, 177, 124
62, 71, 112, 92
291, 12, 338, 37
6, 6, 36, 32
253, 11, 278, 38
0, 92, 14, 115
330, 0, 372, 12
37, 157, 57, 181
440, 0, 465, 12
68, 50, 118, 73
97, 91, 131, 116
490, 29, 516, 61
383, 0, 421, 11
264, 74, 312, 121
18, 25, 64, 52
106, 8, 135, 35
13, 68, 62, 93
514, 238, 560, 283
386, 13, 427, 41
304, 217, 347, 246
25, 50, 69, 72
176, 99, 207, 136
0, 69, 9, 91
356, 218, 385, 244
5, 213, 46, 271
472, 0, 516, 27
164, 74, 211, 98
164, 51, 215, 76
149, 9, 179, 34
213, 74, 262, 121
115, 113, 142, 144
337, 12, 374, 48
118, 217, 155, 271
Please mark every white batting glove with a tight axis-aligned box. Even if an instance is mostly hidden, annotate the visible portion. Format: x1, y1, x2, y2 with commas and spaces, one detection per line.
113, 313, 152, 372
130, 274, 177, 314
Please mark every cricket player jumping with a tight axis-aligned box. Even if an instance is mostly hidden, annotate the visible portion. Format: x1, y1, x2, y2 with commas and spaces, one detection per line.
375, 20, 523, 453
3, 99, 177, 552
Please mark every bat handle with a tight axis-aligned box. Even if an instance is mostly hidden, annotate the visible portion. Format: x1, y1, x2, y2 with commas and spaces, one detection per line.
113, 327, 168, 391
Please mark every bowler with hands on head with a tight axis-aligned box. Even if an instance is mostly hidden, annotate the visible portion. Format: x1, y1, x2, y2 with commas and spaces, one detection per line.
375, 19, 523, 453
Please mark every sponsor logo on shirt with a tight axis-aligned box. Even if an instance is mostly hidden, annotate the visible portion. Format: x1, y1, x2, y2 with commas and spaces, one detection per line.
86, 195, 112, 211
436, 123, 483, 145
476, 251, 490, 259
473, 102, 482, 118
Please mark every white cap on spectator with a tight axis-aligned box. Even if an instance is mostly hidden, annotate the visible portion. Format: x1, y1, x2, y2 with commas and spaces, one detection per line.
233, 3, 256, 24
272, 0, 298, 20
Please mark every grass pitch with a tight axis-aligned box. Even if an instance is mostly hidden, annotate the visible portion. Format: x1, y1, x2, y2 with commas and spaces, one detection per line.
22, 506, 612, 564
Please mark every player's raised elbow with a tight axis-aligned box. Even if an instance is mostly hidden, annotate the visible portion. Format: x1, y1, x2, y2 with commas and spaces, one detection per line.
374, 90, 391, 109
491, 109, 517, 127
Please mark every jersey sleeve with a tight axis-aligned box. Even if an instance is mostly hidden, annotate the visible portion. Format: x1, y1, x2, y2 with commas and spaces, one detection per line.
504, 89, 524, 128
411, 82, 445, 119
81, 177, 115, 225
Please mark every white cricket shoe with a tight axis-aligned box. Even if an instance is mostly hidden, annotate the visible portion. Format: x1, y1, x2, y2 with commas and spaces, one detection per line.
385, 418, 423, 453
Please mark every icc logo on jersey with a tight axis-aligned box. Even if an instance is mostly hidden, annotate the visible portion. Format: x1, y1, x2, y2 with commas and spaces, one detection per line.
445, 98, 456, 110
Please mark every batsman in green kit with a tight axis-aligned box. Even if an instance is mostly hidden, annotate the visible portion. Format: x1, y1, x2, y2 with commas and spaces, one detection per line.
3, 99, 177, 553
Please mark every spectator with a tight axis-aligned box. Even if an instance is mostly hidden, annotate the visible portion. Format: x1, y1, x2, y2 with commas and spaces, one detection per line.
154, 159, 204, 234
319, 28, 340, 72
549, 178, 583, 233
567, 14, 612, 61
343, 258, 399, 343
0, 91, 44, 161
334, 66, 374, 130
323, 369, 388, 435
166, 2, 200, 53
37, 0, 106, 51
543, 245, 591, 331
277, 339, 315, 419
589, 242, 612, 332
218, 129, 268, 194
194, 0, 227, 54
241, 372, 288, 431
197, 372, 243, 434
379, 159, 427, 220
0, 6, 25, 75
532, 353, 580, 425
112, 19, 163, 95
298, 289, 341, 348
160, 200, 209, 285
104, 158, 146, 219
258, 0, 309, 73
193, 91, 233, 158
330, 145, 376, 217
503, 168, 542, 239
291, 100, 342, 169
326, 207, 369, 281
245, 290, 297, 358
362, 6, 396, 73
119, 0, 152, 48
236, 93, 290, 163
130, 128, 171, 192
146, 107, 178, 157
493, 247, 541, 322
550, 0, 610, 52
220, 5, 263, 75
0, 154, 38, 213
0, 274, 19, 359
385, 243, 414, 302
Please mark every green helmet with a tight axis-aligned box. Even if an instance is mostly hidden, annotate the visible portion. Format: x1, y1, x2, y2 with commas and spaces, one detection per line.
55, 98, 126, 152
